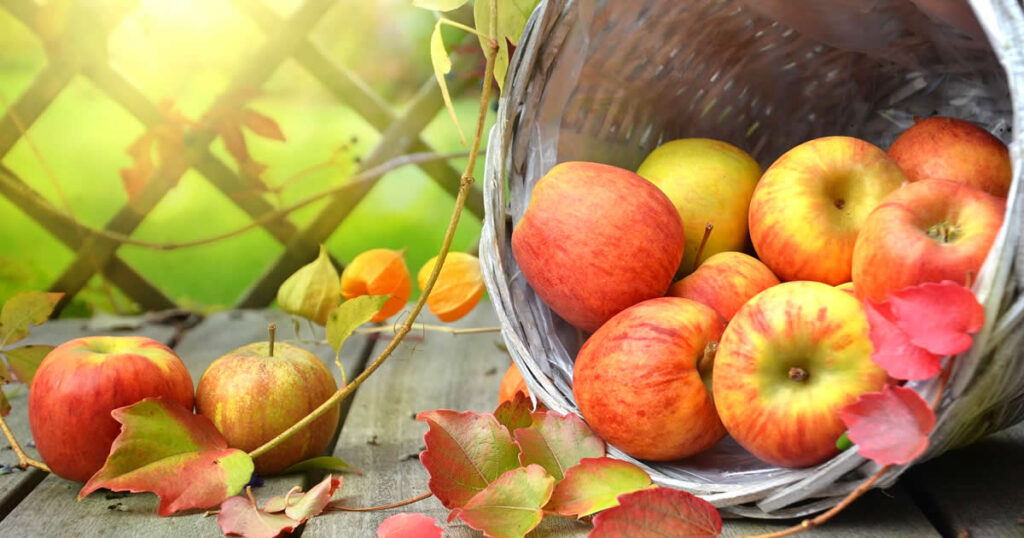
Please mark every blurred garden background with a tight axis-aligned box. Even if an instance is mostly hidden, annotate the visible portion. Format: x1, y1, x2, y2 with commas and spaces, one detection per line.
0, 0, 492, 317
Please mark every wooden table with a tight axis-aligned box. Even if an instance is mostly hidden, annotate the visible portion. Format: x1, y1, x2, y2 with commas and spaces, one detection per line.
0, 303, 1020, 537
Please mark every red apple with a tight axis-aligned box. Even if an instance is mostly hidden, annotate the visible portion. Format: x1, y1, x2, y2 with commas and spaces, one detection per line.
28, 336, 194, 482
667, 251, 780, 321
748, 136, 906, 285
713, 281, 888, 468
852, 179, 1005, 301
888, 116, 1011, 198
511, 161, 684, 332
196, 337, 339, 474
573, 297, 726, 461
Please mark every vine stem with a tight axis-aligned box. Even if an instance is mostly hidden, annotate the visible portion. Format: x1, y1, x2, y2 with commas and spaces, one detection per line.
0, 413, 50, 472
745, 363, 954, 538
327, 491, 432, 512
247, 10, 499, 462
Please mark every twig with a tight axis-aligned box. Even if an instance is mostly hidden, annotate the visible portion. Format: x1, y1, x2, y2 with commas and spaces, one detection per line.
0, 413, 50, 472
354, 323, 500, 335
327, 491, 432, 512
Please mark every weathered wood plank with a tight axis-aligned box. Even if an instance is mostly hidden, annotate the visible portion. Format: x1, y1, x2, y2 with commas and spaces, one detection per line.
903, 421, 1024, 537
0, 309, 373, 536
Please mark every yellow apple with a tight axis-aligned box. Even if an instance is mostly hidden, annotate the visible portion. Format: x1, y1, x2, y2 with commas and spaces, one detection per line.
637, 138, 762, 273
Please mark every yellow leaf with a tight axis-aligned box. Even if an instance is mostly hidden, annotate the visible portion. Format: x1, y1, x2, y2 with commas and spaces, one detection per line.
413, 0, 470, 11
430, 20, 467, 145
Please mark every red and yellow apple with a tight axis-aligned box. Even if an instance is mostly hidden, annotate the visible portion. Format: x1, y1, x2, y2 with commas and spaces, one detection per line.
888, 116, 1011, 198
28, 336, 194, 482
573, 297, 726, 461
748, 136, 906, 285
511, 161, 684, 332
667, 251, 779, 321
196, 339, 339, 474
637, 138, 762, 272
712, 281, 888, 468
852, 179, 1005, 301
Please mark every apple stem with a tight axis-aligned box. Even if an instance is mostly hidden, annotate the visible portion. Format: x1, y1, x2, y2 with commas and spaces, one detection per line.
788, 367, 809, 382
692, 222, 714, 273
965, 270, 975, 289
698, 342, 718, 376
0, 413, 50, 473
269, 323, 276, 358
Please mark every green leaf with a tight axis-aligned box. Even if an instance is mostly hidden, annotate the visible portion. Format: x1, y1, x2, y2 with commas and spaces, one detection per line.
494, 391, 533, 433
326, 295, 388, 361
413, 0, 470, 10
430, 20, 467, 145
276, 245, 340, 326
513, 410, 605, 481
3, 345, 53, 385
475, 0, 541, 90
545, 457, 653, 518
283, 456, 354, 474
79, 397, 254, 516
0, 390, 10, 417
453, 464, 555, 538
0, 292, 63, 347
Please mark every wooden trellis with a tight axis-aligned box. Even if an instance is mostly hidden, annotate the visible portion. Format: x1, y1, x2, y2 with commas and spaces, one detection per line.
0, 0, 485, 313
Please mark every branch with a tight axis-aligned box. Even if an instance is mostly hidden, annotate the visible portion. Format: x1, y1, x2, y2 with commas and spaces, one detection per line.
0, 413, 50, 473
327, 491, 432, 512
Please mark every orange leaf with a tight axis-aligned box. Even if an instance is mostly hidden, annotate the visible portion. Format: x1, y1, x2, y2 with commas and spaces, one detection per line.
219, 120, 250, 163
242, 109, 286, 142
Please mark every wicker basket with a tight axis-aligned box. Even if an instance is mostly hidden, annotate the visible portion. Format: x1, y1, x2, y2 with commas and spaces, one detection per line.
479, 0, 1024, 519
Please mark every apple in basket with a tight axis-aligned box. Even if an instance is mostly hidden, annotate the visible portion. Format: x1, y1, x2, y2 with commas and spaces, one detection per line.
748, 136, 906, 285
511, 161, 684, 333
888, 116, 1012, 198
668, 251, 780, 321
573, 297, 726, 461
636, 138, 763, 273
713, 281, 888, 468
852, 179, 1006, 301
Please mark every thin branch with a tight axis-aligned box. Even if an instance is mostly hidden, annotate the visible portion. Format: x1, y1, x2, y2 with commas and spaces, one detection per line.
0, 412, 50, 472
353, 323, 500, 335
327, 491, 432, 512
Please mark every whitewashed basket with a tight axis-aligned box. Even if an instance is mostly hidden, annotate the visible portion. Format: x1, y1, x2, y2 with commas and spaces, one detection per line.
479, 0, 1024, 518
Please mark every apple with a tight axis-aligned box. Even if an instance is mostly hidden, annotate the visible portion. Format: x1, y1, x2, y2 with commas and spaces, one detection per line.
572, 297, 726, 461
888, 116, 1011, 198
28, 336, 194, 482
196, 329, 339, 474
852, 179, 1005, 301
748, 136, 906, 285
511, 161, 684, 332
636, 138, 762, 272
712, 281, 888, 468
667, 251, 779, 321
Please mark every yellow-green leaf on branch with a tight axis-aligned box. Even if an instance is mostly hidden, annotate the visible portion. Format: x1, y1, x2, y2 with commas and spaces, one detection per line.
276, 245, 340, 326
430, 19, 467, 145
475, 0, 541, 90
3, 345, 53, 385
0, 390, 10, 417
0, 292, 63, 347
327, 295, 389, 361
413, 0, 470, 11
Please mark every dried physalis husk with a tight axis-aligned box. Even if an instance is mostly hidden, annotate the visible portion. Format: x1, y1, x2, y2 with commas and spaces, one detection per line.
417, 252, 484, 322
340, 249, 412, 322
276, 245, 340, 325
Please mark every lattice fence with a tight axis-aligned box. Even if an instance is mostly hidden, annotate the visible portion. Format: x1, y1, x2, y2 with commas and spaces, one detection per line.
0, 0, 485, 313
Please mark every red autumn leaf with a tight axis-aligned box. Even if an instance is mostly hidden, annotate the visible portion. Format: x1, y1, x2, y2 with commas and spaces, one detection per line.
839, 384, 936, 466
545, 457, 652, 518
590, 487, 722, 538
888, 281, 985, 356
218, 495, 299, 538
118, 101, 191, 202
452, 464, 555, 538
79, 398, 254, 516
493, 391, 533, 433
864, 299, 942, 380
241, 108, 286, 142
120, 133, 155, 202
513, 410, 604, 480
218, 120, 250, 163
416, 410, 521, 512
376, 513, 443, 538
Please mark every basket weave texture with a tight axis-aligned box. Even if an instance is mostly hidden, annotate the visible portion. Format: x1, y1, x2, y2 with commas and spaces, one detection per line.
480, 0, 1024, 518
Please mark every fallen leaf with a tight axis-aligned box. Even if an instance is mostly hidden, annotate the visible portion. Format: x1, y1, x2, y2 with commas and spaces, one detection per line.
545, 457, 652, 518
376, 512, 444, 538
327, 295, 389, 361
0, 291, 63, 347
283, 475, 341, 521
79, 398, 254, 516
3, 344, 53, 385
494, 391, 533, 433
277, 245, 341, 326
839, 384, 935, 466
888, 281, 985, 356
513, 410, 604, 480
218, 495, 298, 538
864, 299, 942, 380
416, 409, 521, 511
590, 487, 722, 538
282, 456, 354, 474
453, 464, 555, 538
